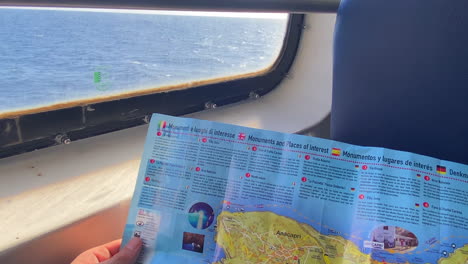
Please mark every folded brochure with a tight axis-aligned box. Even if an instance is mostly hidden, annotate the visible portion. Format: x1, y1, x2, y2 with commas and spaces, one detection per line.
122, 113, 468, 264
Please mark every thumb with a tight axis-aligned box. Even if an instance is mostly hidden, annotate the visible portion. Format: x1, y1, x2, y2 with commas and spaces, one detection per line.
102, 237, 142, 264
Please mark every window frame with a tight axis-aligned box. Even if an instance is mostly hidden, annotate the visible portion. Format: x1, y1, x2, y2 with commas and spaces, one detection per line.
0, 13, 304, 159
1, 0, 340, 13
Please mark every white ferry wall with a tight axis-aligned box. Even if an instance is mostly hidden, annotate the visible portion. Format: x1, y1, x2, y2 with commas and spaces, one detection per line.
0, 12, 336, 264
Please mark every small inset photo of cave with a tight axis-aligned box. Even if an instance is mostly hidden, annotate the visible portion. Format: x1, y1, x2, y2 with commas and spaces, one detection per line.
182, 232, 205, 253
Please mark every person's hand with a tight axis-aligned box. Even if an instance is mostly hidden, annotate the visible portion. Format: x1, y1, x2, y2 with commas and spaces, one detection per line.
71, 237, 142, 264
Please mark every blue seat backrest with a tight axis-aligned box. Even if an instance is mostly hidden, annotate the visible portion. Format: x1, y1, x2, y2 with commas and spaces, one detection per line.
332, 0, 468, 165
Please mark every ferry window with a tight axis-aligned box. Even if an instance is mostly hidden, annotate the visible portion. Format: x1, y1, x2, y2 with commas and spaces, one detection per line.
0, 7, 288, 115
0, 6, 303, 159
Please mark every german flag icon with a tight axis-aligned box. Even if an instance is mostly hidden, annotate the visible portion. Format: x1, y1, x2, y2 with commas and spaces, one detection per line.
332, 148, 341, 156
350, 188, 356, 192
437, 165, 447, 175
355, 165, 359, 169
415, 203, 420, 208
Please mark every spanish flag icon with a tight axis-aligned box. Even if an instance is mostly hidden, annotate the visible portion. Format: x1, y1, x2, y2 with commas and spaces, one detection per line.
437, 165, 447, 175
331, 148, 341, 156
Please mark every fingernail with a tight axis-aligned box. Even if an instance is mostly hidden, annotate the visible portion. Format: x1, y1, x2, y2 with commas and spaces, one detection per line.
125, 237, 141, 251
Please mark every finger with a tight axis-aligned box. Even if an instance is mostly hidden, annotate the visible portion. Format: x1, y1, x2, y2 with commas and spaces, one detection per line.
71, 239, 122, 264
102, 237, 142, 264
102, 239, 122, 257
92, 239, 122, 262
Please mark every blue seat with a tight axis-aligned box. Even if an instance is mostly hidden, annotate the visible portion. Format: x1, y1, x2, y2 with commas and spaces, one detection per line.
331, 0, 468, 165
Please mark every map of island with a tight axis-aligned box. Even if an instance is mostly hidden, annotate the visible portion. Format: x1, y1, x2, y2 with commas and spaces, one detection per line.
214, 211, 371, 264
215, 211, 468, 264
